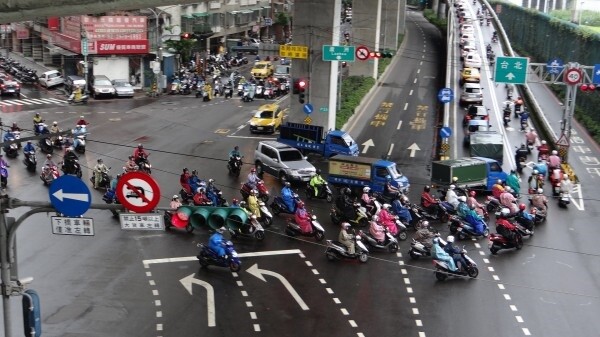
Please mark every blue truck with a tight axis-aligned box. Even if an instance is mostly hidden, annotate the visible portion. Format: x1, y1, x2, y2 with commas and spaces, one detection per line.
277, 122, 359, 157
430, 157, 507, 191
327, 155, 410, 194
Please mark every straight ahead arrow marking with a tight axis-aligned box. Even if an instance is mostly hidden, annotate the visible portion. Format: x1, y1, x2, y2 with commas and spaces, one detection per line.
362, 139, 375, 154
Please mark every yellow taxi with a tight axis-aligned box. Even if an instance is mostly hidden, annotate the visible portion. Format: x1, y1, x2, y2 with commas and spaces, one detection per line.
460, 67, 481, 85
249, 104, 284, 134
251, 61, 274, 79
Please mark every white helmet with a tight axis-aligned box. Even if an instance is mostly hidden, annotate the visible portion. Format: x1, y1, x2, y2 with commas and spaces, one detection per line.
537, 188, 543, 194
371, 215, 379, 222
383, 203, 391, 209
341, 222, 351, 229
172, 195, 179, 199
420, 220, 430, 229
216, 227, 226, 233
446, 235, 455, 243
500, 208, 510, 217
533, 170, 539, 175
541, 140, 547, 144
363, 186, 371, 192
458, 196, 467, 202
449, 185, 456, 190
505, 187, 512, 193
552, 150, 558, 155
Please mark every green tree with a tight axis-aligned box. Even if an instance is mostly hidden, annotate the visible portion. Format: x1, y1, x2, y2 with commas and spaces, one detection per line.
163, 38, 197, 63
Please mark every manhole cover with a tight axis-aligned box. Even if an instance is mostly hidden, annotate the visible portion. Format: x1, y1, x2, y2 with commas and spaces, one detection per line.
161, 101, 178, 105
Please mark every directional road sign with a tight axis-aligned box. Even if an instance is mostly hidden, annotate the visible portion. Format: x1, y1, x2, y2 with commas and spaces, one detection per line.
279, 45, 308, 60
494, 56, 529, 84
303, 103, 314, 114
439, 126, 452, 138
437, 87, 454, 103
116, 171, 161, 213
51, 216, 95, 236
49, 175, 91, 217
593, 64, 600, 84
355, 46, 370, 60
546, 58, 564, 75
322, 45, 356, 62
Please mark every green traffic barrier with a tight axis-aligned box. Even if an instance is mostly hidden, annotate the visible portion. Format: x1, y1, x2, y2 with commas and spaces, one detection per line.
177, 206, 248, 230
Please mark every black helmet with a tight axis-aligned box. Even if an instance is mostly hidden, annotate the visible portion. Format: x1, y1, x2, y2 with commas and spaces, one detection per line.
424, 185, 431, 192
344, 187, 351, 195
192, 169, 198, 175
183, 167, 189, 172
316, 169, 321, 174
97, 159, 103, 163
234, 146, 239, 151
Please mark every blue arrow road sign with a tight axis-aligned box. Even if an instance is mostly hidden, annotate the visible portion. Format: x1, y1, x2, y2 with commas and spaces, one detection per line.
437, 88, 453, 103
49, 175, 92, 217
303, 103, 314, 114
593, 64, 600, 84
439, 126, 452, 138
547, 58, 564, 75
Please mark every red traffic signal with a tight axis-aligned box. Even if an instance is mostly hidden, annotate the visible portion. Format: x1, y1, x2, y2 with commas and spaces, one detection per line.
181, 32, 192, 39
298, 80, 307, 89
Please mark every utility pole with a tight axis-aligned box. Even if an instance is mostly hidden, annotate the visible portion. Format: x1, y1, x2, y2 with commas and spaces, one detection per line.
80, 21, 89, 94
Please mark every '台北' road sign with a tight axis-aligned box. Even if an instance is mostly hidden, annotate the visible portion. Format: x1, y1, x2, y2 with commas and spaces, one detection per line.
49, 175, 92, 217
322, 45, 356, 62
494, 56, 529, 84
116, 171, 161, 213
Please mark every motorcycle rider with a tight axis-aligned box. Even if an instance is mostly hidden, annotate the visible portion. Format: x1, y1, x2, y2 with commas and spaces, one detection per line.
432, 237, 456, 272
43, 154, 57, 168
3, 129, 14, 143
124, 156, 138, 173
228, 146, 242, 169
336, 187, 356, 220
294, 201, 312, 234
456, 196, 470, 218
505, 170, 521, 197
208, 227, 227, 258
413, 221, 436, 250
231, 198, 240, 207
548, 150, 561, 171
500, 187, 518, 213
496, 208, 518, 245
519, 108, 530, 131
180, 168, 191, 194
93, 158, 109, 189
532, 188, 548, 213
528, 170, 543, 192
62, 147, 78, 175
10, 122, 21, 132
533, 157, 548, 178
514, 96, 524, 114
368, 215, 385, 244
0, 154, 8, 168
76, 115, 89, 126
338, 222, 356, 255
444, 235, 468, 271
392, 195, 412, 224
421, 185, 441, 215
193, 187, 211, 206
49, 121, 60, 143
170, 195, 182, 210
246, 167, 260, 190
525, 127, 538, 147
206, 178, 220, 206
281, 181, 296, 212
32, 112, 43, 131
309, 169, 326, 198
110, 173, 121, 191
247, 189, 261, 217
72, 124, 86, 150
379, 204, 398, 236
133, 144, 149, 170
537, 140, 549, 159
361, 187, 376, 216
383, 175, 401, 200
73, 86, 83, 102
446, 184, 459, 210
560, 176, 573, 195
23, 140, 35, 157
491, 179, 505, 199
515, 203, 535, 230
467, 190, 486, 217
515, 144, 528, 172
189, 170, 204, 194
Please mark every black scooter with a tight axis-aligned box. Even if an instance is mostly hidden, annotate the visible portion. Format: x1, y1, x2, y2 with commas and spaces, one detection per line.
305, 182, 333, 203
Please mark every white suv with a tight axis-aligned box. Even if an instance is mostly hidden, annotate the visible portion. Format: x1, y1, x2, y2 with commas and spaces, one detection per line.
254, 141, 316, 183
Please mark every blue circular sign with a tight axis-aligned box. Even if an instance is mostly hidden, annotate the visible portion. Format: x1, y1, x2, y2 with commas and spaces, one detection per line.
437, 88, 453, 103
303, 103, 314, 114
48, 175, 92, 217
439, 126, 452, 138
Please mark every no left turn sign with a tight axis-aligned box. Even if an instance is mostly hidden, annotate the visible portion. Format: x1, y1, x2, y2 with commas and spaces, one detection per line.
565, 68, 582, 85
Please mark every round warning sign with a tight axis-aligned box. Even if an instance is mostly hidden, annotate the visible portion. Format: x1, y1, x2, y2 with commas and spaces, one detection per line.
116, 172, 161, 213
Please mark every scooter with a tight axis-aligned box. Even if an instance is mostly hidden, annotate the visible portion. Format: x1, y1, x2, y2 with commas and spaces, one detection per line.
40, 165, 60, 185
22, 151, 36, 172
229, 217, 265, 241
530, 206, 547, 224
33, 122, 49, 136
0, 165, 7, 188
415, 202, 450, 223
223, 84, 233, 99
240, 181, 269, 202
558, 192, 570, 208
325, 234, 369, 263
360, 228, 399, 253
330, 202, 370, 227
227, 156, 243, 177
485, 195, 503, 214
196, 241, 241, 272
305, 182, 333, 203
408, 236, 446, 260
62, 160, 83, 178
137, 157, 152, 174
270, 194, 300, 216
526, 140, 534, 154
258, 201, 273, 227
163, 211, 194, 233
3, 137, 18, 158
89, 169, 111, 190
433, 248, 479, 281
67, 93, 89, 105
74, 134, 87, 154
448, 215, 490, 240
285, 214, 325, 241
179, 188, 193, 205
38, 137, 54, 154
488, 231, 524, 255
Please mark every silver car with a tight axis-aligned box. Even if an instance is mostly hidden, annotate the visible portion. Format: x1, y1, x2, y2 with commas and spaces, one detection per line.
254, 141, 316, 183
90, 75, 116, 99
111, 79, 134, 97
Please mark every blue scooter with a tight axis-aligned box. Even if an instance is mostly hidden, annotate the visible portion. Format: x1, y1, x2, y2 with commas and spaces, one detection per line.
197, 241, 241, 272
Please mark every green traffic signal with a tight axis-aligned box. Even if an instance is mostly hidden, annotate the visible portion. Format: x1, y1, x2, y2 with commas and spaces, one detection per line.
171, 206, 248, 230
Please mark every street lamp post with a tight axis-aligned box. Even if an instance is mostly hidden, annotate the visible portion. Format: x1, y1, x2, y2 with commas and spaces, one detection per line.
578, 2, 585, 25
146, 7, 165, 94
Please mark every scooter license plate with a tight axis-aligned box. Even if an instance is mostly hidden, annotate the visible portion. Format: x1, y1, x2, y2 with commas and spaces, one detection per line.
256, 127, 263, 130
457, 227, 463, 232
488, 241, 493, 248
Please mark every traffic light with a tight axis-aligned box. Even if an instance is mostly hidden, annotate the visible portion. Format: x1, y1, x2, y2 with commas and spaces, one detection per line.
379, 50, 393, 58
181, 32, 193, 40
170, 206, 249, 230
298, 79, 307, 104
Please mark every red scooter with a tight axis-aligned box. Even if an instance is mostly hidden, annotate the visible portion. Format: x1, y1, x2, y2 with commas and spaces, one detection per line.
240, 181, 270, 202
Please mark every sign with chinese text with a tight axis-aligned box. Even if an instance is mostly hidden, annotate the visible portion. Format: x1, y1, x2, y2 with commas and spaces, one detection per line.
279, 45, 308, 59
119, 213, 165, 231
64, 16, 147, 40
322, 45, 356, 62
494, 56, 529, 84
51, 217, 95, 236
329, 161, 371, 180
95, 40, 149, 54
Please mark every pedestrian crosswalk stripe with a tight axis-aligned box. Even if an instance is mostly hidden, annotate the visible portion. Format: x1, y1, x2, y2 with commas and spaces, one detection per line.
0, 98, 68, 106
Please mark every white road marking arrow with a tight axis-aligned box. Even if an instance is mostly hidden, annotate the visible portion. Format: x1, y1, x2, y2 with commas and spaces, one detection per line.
362, 139, 374, 154
52, 189, 89, 202
246, 263, 309, 310
570, 184, 584, 211
180, 273, 216, 327
407, 143, 421, 157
